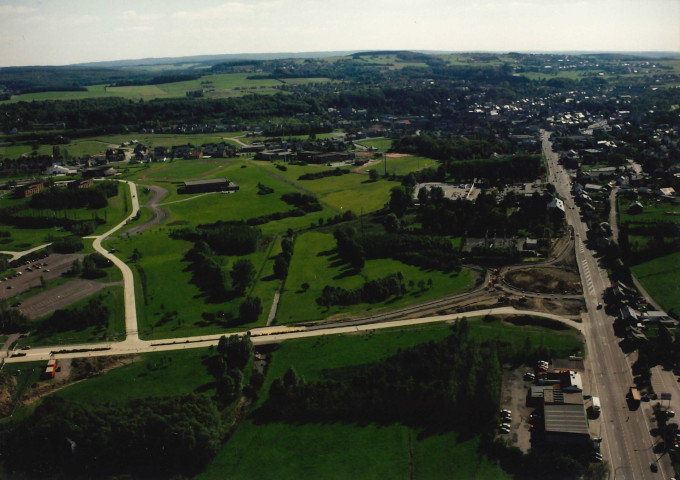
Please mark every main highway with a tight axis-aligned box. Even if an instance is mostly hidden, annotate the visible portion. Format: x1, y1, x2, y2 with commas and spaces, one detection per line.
542, 130, 660, 479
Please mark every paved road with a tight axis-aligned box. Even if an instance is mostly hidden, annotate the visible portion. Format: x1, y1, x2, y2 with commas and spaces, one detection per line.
92, 181, 142, 344
0, 243, 52, 262
3, 305, 583, 362
123, 185, 168, 236
542, 130, 661, 479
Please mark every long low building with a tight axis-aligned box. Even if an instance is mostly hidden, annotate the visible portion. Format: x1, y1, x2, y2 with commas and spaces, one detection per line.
183, 178, 239, 194
543, 389, 590, 445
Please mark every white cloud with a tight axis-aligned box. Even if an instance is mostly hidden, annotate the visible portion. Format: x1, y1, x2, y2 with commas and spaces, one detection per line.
17, 14, 101, 26
0, 5, 37, 15
120, 10, 161, 22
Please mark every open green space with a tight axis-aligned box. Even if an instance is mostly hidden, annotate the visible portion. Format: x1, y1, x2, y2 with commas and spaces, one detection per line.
253, 161, 396, 213
158, 161, 334, 229
56, 348, 215, 404
0, 224, 66, 251
358, 154, 437, 176
104, 229, 279, 340
15, 286, 126, 348
355, 137, 393, 151
200, 318, 580, 479
619, 197, 680, 225
276, 231, 477, 324
631, 251, 680, 315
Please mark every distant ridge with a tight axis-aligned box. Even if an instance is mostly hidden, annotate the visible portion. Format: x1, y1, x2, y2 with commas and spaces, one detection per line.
72, 50, 680, 69
73, 51, 358, 69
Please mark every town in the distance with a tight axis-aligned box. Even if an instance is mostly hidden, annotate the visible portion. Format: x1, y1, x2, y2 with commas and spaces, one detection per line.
0, 50, 679, 479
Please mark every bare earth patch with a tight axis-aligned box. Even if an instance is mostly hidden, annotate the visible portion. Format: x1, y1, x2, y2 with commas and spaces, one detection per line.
505, 267, 582, 295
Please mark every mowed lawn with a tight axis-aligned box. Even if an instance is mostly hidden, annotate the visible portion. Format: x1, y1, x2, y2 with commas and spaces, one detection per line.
631, 251, 680, 314
276, 231, 477, 324
104, 229, 280, 340
56, 348, 216, 404
619, 197, 680, 225
199, 319, 581, 479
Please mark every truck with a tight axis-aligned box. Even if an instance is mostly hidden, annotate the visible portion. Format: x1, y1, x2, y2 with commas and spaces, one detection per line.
592, 396, 601, 415
628, 386, 641, 409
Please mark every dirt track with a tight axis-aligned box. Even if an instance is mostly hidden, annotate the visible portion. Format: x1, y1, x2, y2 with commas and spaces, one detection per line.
505, 267, 582, 295
123, 185, 169, 236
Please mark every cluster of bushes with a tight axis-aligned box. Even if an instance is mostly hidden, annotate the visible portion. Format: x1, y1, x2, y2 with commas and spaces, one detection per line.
273, 230, 295, 280
39, 295, 109, 334
173, 223, 262, 256
298, 168, 350, 180
317, 272, 404, 307
2, 394, 223, 477
81, 252, 113, 279
364, 233, 461, 272
334, 227, 365, 270
280, 192, 322, 212
260, 320, 501, 428
183, 241, 256, 300
51, 235, 83, 253
245, 208, 307, 226
0, 308, 30, 334
29, 181, 119, 210
256, 182, 274, 195
208, 335, 254, 405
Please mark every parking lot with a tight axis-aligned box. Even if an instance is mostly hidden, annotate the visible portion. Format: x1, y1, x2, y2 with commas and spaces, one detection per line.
499, 362, 599, 453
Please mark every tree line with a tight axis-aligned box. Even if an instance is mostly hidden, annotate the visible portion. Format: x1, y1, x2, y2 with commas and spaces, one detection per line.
258, 320, 502, 430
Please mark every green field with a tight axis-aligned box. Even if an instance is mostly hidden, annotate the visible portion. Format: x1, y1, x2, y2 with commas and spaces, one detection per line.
631, 251, 680, 315
0, 181, 131, 250
15, 286, 126, 348
253, 161, 396, 213
357, 154, 437, 176
7, 73, 332, 103
619, 197, 680, 225
104, 229, 279, 340
355, 137, 393, 151
199, 318, 581, 479
276, 231, 477, 324
57, 348, 216, 404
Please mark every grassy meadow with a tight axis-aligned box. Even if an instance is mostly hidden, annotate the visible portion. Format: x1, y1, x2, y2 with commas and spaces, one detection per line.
199, 317, 582, 479
631, 251, 680, 314
56, 348, 216, 404
276, 231, 477, 324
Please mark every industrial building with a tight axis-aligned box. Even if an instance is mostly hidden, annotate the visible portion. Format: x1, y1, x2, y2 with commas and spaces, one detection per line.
183, 178, 239, 194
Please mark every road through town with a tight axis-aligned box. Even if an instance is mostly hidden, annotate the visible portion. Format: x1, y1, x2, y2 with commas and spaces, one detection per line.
542, 130, 660, 479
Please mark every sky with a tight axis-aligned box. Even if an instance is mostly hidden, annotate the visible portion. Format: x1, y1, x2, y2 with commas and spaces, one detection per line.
0, 0, 679, 67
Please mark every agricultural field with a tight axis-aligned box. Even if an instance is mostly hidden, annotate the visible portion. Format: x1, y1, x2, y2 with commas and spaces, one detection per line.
276, 231, 476, 324
631, 251, 680, 315
199, 318, 582, 479
6, 73, 332, 103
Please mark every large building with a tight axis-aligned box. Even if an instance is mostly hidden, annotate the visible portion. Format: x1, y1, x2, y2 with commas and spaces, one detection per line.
14, 181, 44, 198
183, 178, 239, 194
543, 389, 590, 445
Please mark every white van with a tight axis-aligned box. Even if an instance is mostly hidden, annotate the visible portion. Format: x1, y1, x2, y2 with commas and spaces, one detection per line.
592, 396, 601, 414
